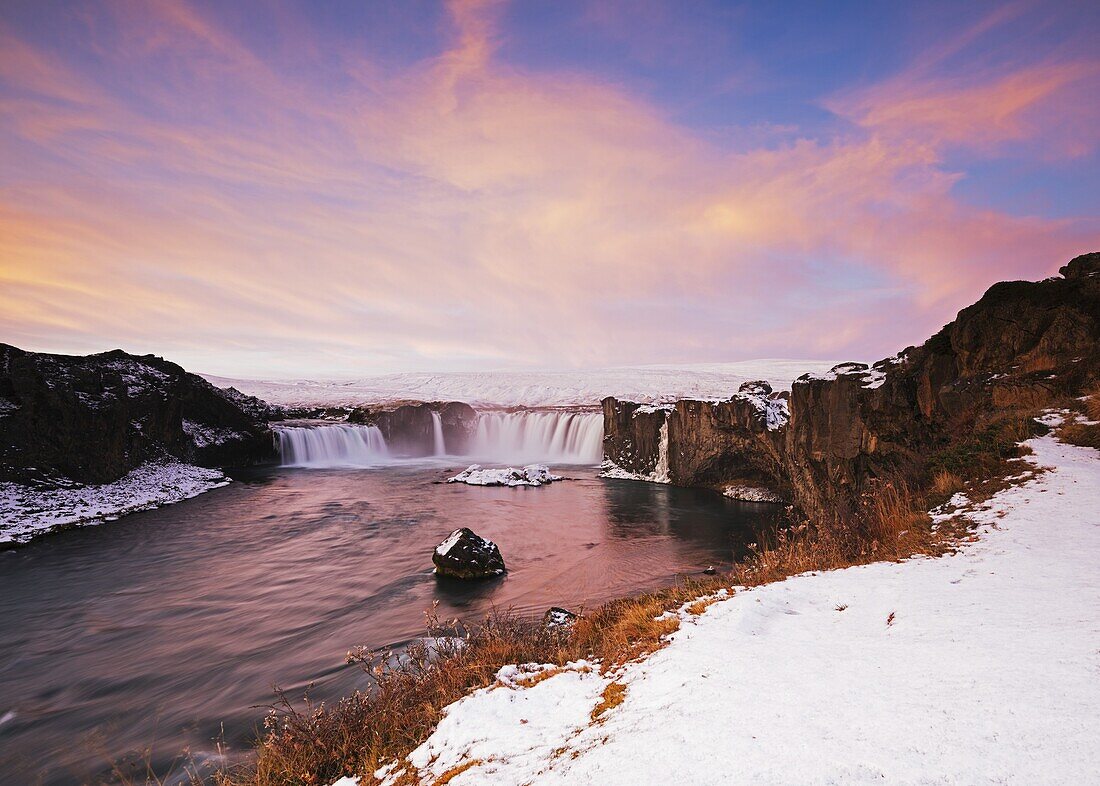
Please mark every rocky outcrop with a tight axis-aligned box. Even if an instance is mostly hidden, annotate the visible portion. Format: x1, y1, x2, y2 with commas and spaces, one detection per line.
437, 401, 479, 454
603, 382, 790, 491
543, 607, 580, 629
604, 253, 1100, 523
432, 527, 506, 579
348, 401, 478, 456
0, 345, 277, 485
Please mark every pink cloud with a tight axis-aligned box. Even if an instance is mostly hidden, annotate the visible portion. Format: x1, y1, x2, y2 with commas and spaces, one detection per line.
0, 0, 1096, 377
828, 61, 1099, 157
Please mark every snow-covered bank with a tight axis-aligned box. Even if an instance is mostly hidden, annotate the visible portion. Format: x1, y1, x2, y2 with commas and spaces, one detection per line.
364, 432, 1100, 785
0, 462, 229, 545
204, 360, 840, 409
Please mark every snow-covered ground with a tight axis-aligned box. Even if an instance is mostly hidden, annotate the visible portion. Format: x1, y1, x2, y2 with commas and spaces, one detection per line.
204, 360, 841, 409
354, 428, 1099, 785
0, 462, 229, 545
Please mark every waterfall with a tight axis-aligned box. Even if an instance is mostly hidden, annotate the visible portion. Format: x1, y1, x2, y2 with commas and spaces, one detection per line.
650, 420, 670, 483
276, 424, 389, 467
471, 411, 603, 464
431, 411, 446, 456
275, 409, 604, 468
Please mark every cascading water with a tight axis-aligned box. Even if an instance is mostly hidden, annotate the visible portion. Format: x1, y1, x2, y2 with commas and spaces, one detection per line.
471, 411, 603, 464
277, 424, 389, 467
276, 410, 604, 468
650, 420, 671, 483
430, 411, 446, 456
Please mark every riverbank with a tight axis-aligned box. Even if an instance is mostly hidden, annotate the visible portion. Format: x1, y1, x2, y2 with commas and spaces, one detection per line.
0, 461, 229, 546
326, 420, 1099, 785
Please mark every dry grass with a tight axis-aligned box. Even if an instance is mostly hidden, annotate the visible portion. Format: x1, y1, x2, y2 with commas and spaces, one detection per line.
685, 597, 720, 616
731, 478, 944, 589
929, 470, 965, 499
1085, 384, 1100, 422
1061, 421, 1100, 449
216, 578, 726, 786
429, 759, 482, 785
590, 682, 627, 722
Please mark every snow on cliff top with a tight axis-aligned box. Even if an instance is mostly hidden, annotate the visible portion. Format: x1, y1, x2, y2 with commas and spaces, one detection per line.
354, 427, 1100, 786
203, 360, 841, 410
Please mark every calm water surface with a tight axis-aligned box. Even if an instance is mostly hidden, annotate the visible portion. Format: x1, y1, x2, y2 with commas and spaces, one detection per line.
0, 462, 782, 784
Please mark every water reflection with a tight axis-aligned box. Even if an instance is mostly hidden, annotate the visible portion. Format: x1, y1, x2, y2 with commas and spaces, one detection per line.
0, 464, 783, 784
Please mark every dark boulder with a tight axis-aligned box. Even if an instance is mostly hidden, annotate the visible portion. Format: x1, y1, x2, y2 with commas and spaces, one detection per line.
543, 607, 580, 629
432, 527, 506, 579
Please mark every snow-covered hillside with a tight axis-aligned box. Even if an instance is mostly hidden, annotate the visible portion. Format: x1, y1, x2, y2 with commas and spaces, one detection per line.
352, 427, 1100, 785
204, 360, 841, 409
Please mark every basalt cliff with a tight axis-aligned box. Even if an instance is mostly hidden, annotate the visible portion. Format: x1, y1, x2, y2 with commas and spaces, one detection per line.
604, 252, 1100, 523
0, 344, 278, 485
347, 401, 478, 456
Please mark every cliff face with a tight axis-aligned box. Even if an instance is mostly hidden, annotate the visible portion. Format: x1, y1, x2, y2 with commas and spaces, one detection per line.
605, 252, 1100, 521
348, 401, 478, 456
0, 345, 278, 485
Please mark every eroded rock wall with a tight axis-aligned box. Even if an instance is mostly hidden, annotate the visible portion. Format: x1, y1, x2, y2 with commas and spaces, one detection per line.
0, 345, 277, 484
348, 401, 478, 456
604, 252, 1100, 521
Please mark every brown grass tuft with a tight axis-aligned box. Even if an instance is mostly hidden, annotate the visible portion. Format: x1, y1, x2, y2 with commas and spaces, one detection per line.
685, 598, 718, 616
732, 478, 941, 589
590, 682, 627, 722
430, 759, 482, 785
930, 470, 965, 498
1085, 384, 1100, 422
1061, 421, 1100, 449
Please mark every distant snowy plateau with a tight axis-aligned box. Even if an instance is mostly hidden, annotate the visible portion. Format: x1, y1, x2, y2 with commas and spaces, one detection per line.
204, 360, 842, 409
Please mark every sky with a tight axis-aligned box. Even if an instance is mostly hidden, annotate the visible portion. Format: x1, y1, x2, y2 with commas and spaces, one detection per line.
1, 0, 1098, 378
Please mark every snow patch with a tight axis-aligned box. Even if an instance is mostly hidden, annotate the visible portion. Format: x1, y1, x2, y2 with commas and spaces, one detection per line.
182, 419, 244, 448
378, 661, 609, 786
435, 529, 468, 557
722, 485, 783, 503
0, 461, 229, 545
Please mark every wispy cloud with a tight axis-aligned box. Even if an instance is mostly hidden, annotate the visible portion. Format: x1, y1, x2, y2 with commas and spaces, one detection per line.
0, 0, 1096, 376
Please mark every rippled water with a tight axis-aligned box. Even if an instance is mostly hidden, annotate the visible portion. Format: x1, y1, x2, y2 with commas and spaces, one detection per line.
0, 462, 782, 784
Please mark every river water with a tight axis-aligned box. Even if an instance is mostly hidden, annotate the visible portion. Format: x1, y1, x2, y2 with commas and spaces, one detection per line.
0, 460, 782, 784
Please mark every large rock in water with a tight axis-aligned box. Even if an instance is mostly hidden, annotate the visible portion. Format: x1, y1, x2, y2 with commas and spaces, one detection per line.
0, 344, 278, 485
432, 528, 506, 579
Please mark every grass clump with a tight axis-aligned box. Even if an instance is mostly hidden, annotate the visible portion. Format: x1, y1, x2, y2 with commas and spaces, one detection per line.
926, 413, 1041, 480
1061, 421, 1100, 449
590, 682, 627, 722
1085, 384, 1100, 422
